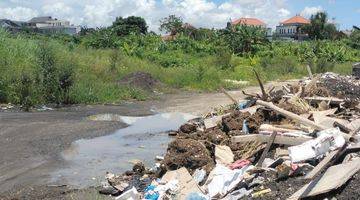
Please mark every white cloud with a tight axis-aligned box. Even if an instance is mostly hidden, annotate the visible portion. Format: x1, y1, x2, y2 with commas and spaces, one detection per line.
0, 0, 292, 31
278, 8, 290, 18
0, 6, 38, 21
42, 2, 72, 15
300, 6, 324, 17
357, 8, 360, 13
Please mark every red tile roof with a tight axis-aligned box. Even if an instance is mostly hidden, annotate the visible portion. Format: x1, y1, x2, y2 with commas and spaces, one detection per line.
281, 15, 310, 25
232, 18, 266, 26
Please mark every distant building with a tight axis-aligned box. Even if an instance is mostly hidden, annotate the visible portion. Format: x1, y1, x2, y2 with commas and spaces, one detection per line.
0, 19, 29, 33
275, 15, 310, 40
28, 16, 80, 35
231, 17, 272, 37
0, 16, 80, 35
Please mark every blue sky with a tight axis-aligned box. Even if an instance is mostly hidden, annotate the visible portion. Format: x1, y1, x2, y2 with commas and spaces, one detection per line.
0, 0, 359, 31
287, 0, 359, 29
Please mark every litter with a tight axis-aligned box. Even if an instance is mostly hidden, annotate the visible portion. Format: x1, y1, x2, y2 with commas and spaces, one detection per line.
115, 187, 140, 200
229, 159, 251, 170
251, 188, 271, 198
206, 164, 253, 198
288, 128, 345, 163
215, 145, 234, 165
192, 169, 206, 184
97, 72, 360, 199
161, 167, 203, 200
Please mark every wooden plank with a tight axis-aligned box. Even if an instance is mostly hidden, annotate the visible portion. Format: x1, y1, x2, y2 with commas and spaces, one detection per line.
303, 148, 343, 180
221, 88, 238, 105
231, 134, 311, 146
256, 100, 327, 131
298, 124, 360, 190
306, 65, 313, 79
283, 95, 344, 104
256, 132, 277, 167
253, 68, 268, 100
288, 159, 360, 200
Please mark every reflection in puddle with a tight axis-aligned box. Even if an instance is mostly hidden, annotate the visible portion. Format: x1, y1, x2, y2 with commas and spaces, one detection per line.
52, 113, 197, 188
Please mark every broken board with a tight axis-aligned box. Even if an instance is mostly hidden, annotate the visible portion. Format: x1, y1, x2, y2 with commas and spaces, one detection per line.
288, 159, 360, 200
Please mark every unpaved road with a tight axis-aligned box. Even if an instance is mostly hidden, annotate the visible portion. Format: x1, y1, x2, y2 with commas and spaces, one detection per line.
0, 81, 295, 199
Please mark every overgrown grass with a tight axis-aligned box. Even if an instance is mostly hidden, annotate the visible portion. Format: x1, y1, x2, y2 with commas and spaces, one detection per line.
0, 29, 358, 109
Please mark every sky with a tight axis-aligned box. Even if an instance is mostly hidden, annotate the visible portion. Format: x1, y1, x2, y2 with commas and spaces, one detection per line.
0, 0, 359, 32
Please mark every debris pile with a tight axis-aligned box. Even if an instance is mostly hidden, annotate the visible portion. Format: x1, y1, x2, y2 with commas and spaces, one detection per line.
100, 72, 360, 199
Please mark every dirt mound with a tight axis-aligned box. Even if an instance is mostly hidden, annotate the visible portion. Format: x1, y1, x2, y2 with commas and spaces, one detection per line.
179, 123, 197, 134
163, 138, 214, 173
118, 72, 160, 91
222, 110, 265, 133
320, 74, 360, 101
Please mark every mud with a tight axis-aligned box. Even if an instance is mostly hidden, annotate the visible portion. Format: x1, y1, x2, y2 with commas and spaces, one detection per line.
118, 71, 160, 91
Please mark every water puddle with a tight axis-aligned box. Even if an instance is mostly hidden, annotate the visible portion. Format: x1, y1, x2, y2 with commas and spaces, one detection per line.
51, 112, 197, 188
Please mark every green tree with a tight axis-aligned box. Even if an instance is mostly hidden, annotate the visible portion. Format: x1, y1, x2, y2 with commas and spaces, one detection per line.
303, 12, 338, 40
222, 24, 268, 55
159, 15, 184, 35
111, 16, 148, 36
348, 27, 360, 49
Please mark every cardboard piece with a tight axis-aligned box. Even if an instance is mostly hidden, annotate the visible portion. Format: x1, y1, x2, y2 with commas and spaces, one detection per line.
161, 167, 203, 200
215, 145, 234, 165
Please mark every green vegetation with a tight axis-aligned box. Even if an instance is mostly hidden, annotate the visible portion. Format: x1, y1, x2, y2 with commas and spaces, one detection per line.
0, 12, 359, 109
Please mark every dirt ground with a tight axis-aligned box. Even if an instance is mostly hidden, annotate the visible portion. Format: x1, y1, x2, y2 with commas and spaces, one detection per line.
0, 81, 293, 200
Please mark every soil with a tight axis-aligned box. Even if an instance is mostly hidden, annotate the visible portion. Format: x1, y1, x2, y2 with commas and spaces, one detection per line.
163, 138, 215, 173
118, 71, 160, 91
320, 75, 360, 101
222, 109, 265, 133
179, 123, 197, 134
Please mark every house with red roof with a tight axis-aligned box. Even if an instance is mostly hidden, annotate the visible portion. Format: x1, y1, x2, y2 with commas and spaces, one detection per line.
276, 15, 310, 40
231, 17, 272, 37
231, 18, 266, 28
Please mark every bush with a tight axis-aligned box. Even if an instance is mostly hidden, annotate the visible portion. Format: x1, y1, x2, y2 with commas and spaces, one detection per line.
312, 58, 335, 73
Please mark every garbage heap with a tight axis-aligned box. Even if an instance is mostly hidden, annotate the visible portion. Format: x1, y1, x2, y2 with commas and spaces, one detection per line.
100, 72, 360, 200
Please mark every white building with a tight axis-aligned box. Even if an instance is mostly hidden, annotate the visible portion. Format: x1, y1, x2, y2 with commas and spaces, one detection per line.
275, 15, 310, 40
28, 16, 80, 35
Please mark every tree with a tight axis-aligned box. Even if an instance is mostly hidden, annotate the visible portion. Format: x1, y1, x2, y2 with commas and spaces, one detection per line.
159, 15, 183, 35
303, 12, 338, 40
348, 28, 360, 49
222, 24, 268, 55
111, 16, 148, 36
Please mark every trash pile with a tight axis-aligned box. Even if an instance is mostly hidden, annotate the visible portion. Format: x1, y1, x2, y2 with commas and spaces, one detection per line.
99, 72, 360, 200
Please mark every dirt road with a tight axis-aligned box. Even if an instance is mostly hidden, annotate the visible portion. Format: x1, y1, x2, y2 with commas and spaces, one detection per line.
0, 81, 294, 199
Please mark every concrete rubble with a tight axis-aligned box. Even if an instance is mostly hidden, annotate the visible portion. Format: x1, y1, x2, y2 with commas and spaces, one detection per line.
98, 72, 360, 199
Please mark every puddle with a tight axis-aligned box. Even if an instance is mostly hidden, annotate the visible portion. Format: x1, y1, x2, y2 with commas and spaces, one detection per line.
51, 112, 197, 188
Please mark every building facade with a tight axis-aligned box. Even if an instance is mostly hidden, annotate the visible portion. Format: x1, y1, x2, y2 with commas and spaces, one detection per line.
231, 17, 272, 37
275, 15, 310, 40
28, 16, 80, 35
0, 16, 79, 35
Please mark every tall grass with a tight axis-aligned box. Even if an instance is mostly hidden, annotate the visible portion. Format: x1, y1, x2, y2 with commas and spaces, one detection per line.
0, 29, 357, 109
